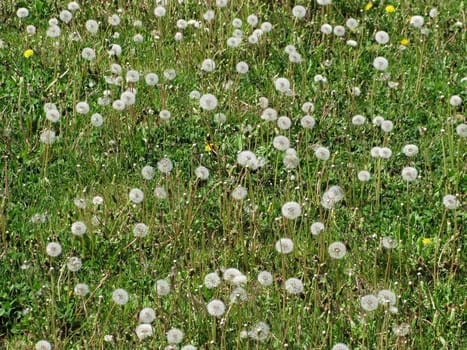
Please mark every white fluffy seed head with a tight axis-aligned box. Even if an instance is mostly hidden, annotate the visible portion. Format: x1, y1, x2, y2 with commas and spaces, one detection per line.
281, 201, 302, 219
285, 278, 304, 294
275, 238, 294, 254
207, 299, 226, 317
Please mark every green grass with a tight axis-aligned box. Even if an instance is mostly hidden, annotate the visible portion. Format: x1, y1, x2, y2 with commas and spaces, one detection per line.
0, 0, 465, 349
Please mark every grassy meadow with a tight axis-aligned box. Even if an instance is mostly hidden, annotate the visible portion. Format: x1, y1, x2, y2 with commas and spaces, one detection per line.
0, 0, 466, 349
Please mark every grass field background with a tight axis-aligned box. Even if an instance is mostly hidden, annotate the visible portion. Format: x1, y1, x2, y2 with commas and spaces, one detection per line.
0, 0, 465, 349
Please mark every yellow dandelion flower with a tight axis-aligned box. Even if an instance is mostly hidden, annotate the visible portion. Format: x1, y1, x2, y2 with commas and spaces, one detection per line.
385, 5, 395, 13
422, 238, 433, 245
23, 49, 34, 58
400, 38, 409, 46
204, 143, 217, 152
364, 2, 373, 11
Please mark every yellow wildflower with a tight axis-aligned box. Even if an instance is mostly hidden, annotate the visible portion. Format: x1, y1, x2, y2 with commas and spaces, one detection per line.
422, 238, 433, 245
204, 143, 217, 152
23, 49, 34, 58
385, 5, 395, 13
364, 2, 373, 11
400, 38, 409, 46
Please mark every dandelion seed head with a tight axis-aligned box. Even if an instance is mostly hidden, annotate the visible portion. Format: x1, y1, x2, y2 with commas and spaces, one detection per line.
157, 158, 173, 174
361, 294, 379, 311
85, 19, 99, 33
301, 115, 316, 129
328, 241, 347, 259
402, 144, 419, 157
248, 322, 270, 341
46, 242, 62, 257
232, 185, 248, 200
393, 323, 410, 336
273, 135, 290, 151
139, 307, 156, 324
154, 186, 167, 199
346, 18, 358, 30
207, 299, 225, 317
285, 277, 304, 294
35, 340, 52, 350
136, 324, 153, 340
410, 15, 424, 28
310, 222, 325, 236
60, 10, 73, 24
91, 113, 103, 127
358, 170, 371, 182
247, 14, 258, 27
333, 25, 346, 37
315, 146, 330, 161
281, 201, 302, 219
76, 101, 90, 115
133, 223, 149, 238
261, 107, 277, 122
71, 221, 87, 236
401, 167, 418, 182
375, 31, 390, 44
201, 58, 216, 72
292, 5, 307, 19
156, 279, 171, 296
373, 56, 389, 71
378, 289, 396, 306
449, 95, 462, 107
112, 288, 129, 305
381, 120, 393, 132
141, 165, 155, 180
200, 94, 218, 111
257, 271, 273, 286
229, 286, 248, 303
166, 328, 184, 344
275, 238, 294, 254
321, 24, 332, 34
204, 272, 221, 289
274, 77, 291, 93
67, 256, 82, 272
331, 343, 350, 350
382, 236, 397, 249
74, 283, 89, 297
443, 194, 460, 210
195, 166, 210, 180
